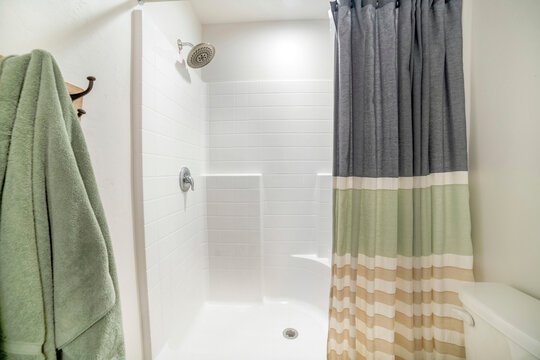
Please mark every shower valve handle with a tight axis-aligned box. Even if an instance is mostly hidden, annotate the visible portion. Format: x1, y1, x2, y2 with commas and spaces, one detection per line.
179, 167, 195, 192
184, 174, 195, 191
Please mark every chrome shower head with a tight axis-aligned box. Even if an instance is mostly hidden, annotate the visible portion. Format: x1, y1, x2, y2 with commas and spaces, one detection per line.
177, 39, 215, 68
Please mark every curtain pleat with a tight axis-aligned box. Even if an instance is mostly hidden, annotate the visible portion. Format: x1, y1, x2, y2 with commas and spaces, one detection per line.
328, 1, 473, 359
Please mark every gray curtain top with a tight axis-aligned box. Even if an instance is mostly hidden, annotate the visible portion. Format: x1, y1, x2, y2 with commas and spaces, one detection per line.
331, 0, 468, 178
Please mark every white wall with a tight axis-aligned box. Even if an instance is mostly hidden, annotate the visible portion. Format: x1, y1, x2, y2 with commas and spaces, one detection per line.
202, 20, 333, 82
0, 1, 143, 358
469, 0, 540, 299
206, 175, 263, 302
134, 4, 210, 358
144, 2, 203, 50
200, 15, 335, 313
207, 80, 334, 305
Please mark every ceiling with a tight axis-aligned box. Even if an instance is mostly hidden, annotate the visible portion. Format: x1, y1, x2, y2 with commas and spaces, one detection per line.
187, 0, 331, 24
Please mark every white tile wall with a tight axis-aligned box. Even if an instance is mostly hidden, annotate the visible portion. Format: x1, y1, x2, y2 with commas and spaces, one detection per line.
207, 80, 333, 299
206, 174, 262, 302
141, 15, 209, 358
140, 31, 333, 355
317, 174, 333, 258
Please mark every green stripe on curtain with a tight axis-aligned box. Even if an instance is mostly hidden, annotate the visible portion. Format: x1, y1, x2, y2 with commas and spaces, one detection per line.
333, 184, 472, 258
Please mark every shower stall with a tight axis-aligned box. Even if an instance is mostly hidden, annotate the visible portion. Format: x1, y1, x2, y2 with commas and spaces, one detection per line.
131, 2, 334, 359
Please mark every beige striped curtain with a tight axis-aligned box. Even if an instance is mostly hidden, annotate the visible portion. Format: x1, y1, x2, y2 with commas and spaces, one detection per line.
328, 0, 474, 359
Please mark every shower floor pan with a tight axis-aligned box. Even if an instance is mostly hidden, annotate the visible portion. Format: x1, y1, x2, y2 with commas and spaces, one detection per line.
156, 299, 328, 360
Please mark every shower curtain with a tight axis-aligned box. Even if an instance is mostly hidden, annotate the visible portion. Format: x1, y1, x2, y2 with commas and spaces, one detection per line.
328, 0, 474, 359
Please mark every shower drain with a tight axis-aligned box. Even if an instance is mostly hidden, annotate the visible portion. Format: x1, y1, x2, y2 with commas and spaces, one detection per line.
282, 328, 299, 340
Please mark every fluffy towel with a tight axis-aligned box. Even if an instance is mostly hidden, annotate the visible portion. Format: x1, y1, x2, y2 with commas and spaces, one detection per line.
0, 50, 125, 359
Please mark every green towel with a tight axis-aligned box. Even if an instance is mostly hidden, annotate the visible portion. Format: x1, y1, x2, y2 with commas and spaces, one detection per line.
0, 50, 125, 359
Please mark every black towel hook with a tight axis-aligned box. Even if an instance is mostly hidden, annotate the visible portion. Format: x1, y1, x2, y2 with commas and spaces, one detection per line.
70, 76, 96, 101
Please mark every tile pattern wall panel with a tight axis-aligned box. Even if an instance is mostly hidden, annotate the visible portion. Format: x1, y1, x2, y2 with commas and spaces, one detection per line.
208, 81, 333, 300
205, 175, 262, 302
317, 174, 333, 259
141, 16, 209, 358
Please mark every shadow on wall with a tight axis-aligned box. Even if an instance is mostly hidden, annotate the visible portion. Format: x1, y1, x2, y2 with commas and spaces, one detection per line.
175, 59, 191, 83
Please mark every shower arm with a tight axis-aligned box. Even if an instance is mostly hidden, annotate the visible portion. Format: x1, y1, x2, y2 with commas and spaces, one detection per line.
177, 40, 194, 52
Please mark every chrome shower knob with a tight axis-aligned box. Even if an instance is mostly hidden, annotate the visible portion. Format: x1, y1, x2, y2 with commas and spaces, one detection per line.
179, 167, 195, 192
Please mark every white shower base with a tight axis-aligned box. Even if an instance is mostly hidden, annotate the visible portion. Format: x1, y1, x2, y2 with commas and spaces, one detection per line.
156, 299, 328, 360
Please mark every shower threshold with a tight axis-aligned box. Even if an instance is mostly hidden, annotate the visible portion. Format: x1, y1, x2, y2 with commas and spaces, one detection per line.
155, 298, 327, 360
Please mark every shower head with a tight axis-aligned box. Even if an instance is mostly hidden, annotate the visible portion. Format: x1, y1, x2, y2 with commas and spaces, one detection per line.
177, 39, 215, 68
